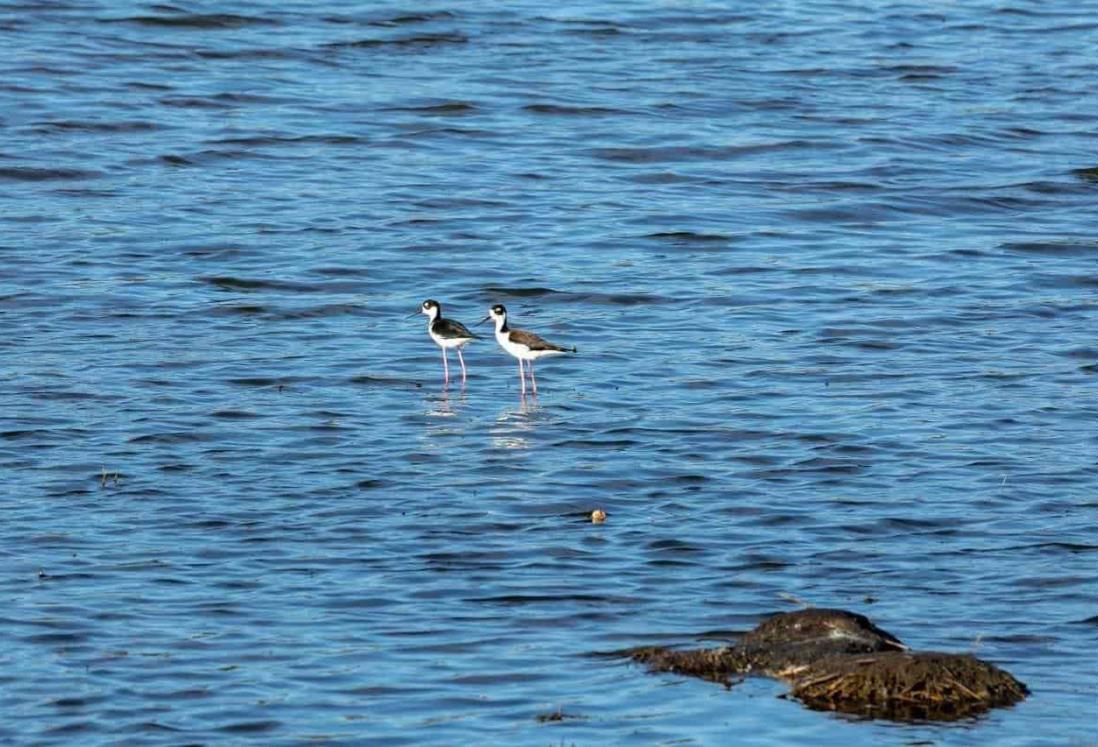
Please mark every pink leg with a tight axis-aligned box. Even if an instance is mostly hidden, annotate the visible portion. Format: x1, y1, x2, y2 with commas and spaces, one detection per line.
518, 357, 525, 394
456, 347, 467, 383
441, 348, 449, 383
529, 358, 538, 394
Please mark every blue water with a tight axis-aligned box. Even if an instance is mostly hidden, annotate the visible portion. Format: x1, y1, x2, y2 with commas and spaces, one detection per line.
3, 1, 1097, 744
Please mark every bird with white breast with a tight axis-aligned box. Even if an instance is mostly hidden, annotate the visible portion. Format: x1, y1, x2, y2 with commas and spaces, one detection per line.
481, 303, 575, 395
415, 299, 480, 385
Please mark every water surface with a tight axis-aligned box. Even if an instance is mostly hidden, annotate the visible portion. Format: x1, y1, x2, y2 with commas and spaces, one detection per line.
2, 1, 1098, 744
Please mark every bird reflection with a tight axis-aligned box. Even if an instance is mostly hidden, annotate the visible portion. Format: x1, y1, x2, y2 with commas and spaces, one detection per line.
425, 388, 466, 420
490, 393, 541, 449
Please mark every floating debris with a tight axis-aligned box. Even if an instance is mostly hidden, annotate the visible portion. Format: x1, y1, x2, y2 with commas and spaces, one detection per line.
100, 466, 121, 488
590, 509, 607, 523
535, 707, 584, 723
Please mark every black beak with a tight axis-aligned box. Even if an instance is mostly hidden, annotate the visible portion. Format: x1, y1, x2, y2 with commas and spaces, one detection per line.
477, 315, 491, 325
406, 310, 420, 319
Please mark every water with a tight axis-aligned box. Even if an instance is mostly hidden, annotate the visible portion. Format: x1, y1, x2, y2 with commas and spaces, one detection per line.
2, 1, 1097, 744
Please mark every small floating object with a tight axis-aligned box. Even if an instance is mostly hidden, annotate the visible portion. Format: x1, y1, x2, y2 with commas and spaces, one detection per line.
590, 508, 607, 523
99, 467, 120, 488
535, 706, 581, 722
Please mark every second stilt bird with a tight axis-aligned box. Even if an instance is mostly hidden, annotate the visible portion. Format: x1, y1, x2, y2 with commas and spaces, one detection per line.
482, 304, 575, 395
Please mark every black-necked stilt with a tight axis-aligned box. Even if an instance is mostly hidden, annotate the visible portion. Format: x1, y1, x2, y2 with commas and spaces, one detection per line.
481, 304, 575, 395
415, 299, 480, 384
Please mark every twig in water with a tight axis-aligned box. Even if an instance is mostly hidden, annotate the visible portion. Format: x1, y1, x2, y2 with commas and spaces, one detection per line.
100, 467, 121, 488
778, 592, 810, 608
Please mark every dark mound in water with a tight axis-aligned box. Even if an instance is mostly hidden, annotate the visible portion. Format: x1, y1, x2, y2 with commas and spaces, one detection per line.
786, 651, 1028, 721
623, 608, 1027, 721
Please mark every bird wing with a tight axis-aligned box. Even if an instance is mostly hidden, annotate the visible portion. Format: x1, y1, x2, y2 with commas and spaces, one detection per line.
509, 328, 569, 352
434, 318, 480, 340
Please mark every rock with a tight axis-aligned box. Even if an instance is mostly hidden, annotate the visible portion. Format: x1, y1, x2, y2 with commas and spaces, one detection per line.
623, 608, 1028, 721
786, 650, 1029, 720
